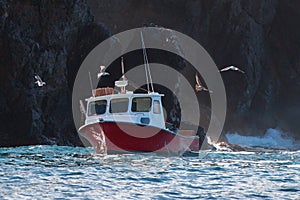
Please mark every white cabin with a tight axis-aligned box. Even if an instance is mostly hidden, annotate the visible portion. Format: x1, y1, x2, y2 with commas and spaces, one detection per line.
85, 88, 166, 130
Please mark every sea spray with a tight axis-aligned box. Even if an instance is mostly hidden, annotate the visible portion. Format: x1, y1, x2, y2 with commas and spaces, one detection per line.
226, 128, 300, 149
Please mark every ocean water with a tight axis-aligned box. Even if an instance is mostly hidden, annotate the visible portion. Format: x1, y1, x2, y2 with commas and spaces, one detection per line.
0, 143, 299, 199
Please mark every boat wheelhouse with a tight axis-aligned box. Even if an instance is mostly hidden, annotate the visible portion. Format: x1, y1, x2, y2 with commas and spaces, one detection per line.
85, 89, 165, 130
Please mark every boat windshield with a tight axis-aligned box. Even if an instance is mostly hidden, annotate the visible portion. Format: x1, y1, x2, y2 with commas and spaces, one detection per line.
132, 97, 152, 112
88, 100, 107, 116
110, 98, 129, 113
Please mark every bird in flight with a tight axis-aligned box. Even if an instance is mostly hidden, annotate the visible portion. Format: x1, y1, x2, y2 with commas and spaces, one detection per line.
34, 74, 46, 87
219, 65, 245, 74
195, 73, 213, 93
97, 66, 110, 78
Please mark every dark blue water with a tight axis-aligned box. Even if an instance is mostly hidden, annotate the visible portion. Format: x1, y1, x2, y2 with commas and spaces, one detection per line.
0, 145, 299, 199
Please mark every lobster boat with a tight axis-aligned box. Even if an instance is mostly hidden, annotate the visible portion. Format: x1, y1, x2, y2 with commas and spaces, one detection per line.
78, 33, 201, 155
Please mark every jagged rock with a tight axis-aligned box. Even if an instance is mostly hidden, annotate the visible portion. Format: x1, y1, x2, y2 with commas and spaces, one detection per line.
214, 142, 246, 152
0, 0, 110, 146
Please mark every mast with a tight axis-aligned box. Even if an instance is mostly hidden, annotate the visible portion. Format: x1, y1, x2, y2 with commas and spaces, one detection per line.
88, 71, 95, 97
115, 57, 128, 94
140, 32, 154, 93
120, 57, 127, 93
121, 57, 125, 80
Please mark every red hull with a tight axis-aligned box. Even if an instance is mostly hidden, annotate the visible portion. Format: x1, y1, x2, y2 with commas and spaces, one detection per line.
79, 122, 199, 154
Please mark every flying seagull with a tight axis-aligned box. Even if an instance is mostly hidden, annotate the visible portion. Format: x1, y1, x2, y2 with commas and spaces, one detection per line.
97, 65, 110, 78
219, 65, 245, 74
195, 73, 212, 93
34, 74, 46, 87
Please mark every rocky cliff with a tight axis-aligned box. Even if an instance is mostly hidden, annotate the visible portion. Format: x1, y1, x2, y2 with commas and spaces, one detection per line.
88, 0, 300, 140
0, 0, 299, 147
0, 0, 110, 146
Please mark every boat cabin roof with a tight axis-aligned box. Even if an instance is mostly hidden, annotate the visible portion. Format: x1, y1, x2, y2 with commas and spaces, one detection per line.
86, 90, 164, 103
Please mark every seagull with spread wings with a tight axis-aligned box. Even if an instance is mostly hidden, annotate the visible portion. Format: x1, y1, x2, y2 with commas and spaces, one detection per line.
195, 73, 213, 93
219, 65, 245, 74
34, 74, 46, 87
97, 65, 110, 78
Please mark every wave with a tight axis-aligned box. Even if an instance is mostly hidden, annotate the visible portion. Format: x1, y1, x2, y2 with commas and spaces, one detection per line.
226, 128, 300, 150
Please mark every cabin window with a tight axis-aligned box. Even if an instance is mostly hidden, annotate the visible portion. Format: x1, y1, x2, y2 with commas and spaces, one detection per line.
110, 98, 129, 113
132, 97, 152, 112
153, 100, 161, 114
88, 100, 107, 116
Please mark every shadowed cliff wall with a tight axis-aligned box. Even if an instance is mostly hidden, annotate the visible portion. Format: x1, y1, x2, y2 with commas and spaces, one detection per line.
0, 0, 299, 146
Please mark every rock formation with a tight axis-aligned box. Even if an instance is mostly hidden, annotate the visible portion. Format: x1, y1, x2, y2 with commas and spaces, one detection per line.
0, 0, 110, 146
0, 0, 299, 146
88, 0, 300, 140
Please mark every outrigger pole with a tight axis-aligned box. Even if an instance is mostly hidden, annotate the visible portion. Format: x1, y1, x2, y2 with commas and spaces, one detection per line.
88, 71, 95, 97
140, 31, 154, 93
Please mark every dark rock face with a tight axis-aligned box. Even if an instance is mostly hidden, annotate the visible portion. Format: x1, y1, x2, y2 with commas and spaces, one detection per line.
0, 0, 299, 147
0, 0, 110, 146
88, 0, 300, 140
197, 1, 300, 140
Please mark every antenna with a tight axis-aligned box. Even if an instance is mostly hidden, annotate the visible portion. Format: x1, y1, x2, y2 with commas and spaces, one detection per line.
140, 31, 154, 93
115, 57, 128, 94
121, 57, 125, 80
88, 71, 95, 97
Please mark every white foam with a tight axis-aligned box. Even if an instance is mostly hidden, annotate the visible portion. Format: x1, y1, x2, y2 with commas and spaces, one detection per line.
226, 128, 300, 149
